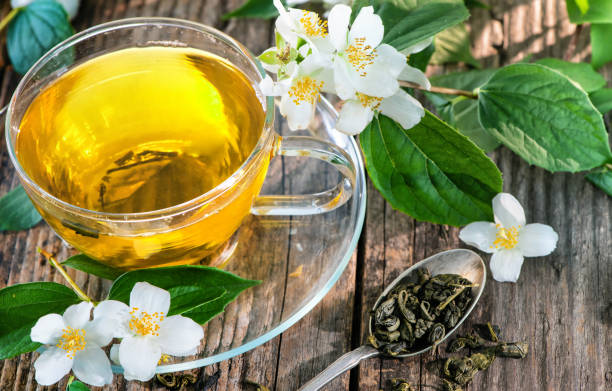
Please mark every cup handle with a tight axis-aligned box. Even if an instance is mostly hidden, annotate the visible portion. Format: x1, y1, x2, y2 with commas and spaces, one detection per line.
251, 135, 356, 216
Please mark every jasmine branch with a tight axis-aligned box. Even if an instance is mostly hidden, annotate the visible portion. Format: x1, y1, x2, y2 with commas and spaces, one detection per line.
37, 248, 93, 303
400, 80, 479, 99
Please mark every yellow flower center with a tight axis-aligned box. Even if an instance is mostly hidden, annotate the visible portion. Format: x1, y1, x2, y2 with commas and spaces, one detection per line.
356, 93, 383, 109
288, 76, 324, 105
300, 11, 328, 37
346, 37, 376, 76
158, 354, 171, 364
492, 224, 520, 250
56, 327, 86, 359
129, 307, 164, 337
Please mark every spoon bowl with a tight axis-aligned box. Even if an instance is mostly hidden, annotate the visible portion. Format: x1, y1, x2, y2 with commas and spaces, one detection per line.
298, 249, 486, 391
369, 248, 486, 357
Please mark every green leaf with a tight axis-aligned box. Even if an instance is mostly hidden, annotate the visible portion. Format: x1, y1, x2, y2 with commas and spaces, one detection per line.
430, 23, 480, 68
590, 24, 612, 69
589, 88, 612, 114
61, 254, 123, 280
478, 63, 612, 172
408, 42, 435, 72
0, 186, 42, 232
381, 0, 470, 52
7, 0, 74, 75
534, 58, 605, 92
425, 69, 499, 150
0, 282, 80, 359
359, 112, 502, 226
574, 0, 590, 14
585, 166, 612, 196
452, 98, 501, 151
67, 381, 90, 391
566, 0, 612, 23
108, 266, 260, 324
223, 0, 283, 20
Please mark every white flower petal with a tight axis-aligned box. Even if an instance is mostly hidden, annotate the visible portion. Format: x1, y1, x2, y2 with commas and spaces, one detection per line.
83, 317, 115, 347
262, 62, 280, 73
335, 100, 374, 135
489, 249, 524, 283
492, 193, 526, 228
300, 52, 332, 74
129, 282, 170, 315
273, 0, 287, 14
275, 14, 299, 47
280, 93, 317, 130
349, 6, 383, 49
157, 315, 204, 356
316, 66, 336, 94
109, 344, 120, 365
30, 314, 65, 344
350, 45, 405, 98
328, 4, 351, 51
518, 223, 559, 257
72, 346, 113, 386
34, 347, 73, 386
119, 336, 162, 382
399, 64, 431, 90
259, 75, 282, 96
93, 300, 131, 338
333, 61, 356, 99
63, 302, 93, 329
11, 0, 33, 9
400, 36, 433, 55
93, 299, 130, 319
378, 89, 425, 130
458, 221, 498, 254
375, 44, 407, 79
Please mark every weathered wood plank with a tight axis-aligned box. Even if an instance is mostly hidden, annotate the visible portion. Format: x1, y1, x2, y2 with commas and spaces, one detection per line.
0, 0, 611, 390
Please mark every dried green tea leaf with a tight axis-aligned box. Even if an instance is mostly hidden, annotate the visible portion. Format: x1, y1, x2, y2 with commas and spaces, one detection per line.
495, 342, 529, 358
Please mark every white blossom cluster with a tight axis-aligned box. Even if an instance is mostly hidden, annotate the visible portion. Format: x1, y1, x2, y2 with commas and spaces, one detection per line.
30, 282, 203, 386
259, 0, 431, 135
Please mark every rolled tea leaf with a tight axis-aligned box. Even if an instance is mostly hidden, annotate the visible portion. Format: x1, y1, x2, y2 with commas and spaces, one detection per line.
428, 323, 446, 345
471, 352, 496, 370
474, 322, 501, 342
443, 302, 462, 329
443, 356, 479, 386
495, 342, 529, 358
414, 319, 433, 338
390, 378, 417, 391
442, 379, 463, 391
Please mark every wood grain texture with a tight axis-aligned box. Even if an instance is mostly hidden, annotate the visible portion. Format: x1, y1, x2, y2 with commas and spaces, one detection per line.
0, 0, 610, 390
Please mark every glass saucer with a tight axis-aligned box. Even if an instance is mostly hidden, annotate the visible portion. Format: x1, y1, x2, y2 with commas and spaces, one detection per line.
147, 97, 366, 372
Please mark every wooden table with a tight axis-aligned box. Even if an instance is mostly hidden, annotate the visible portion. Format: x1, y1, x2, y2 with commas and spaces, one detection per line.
0, 0, 610, 390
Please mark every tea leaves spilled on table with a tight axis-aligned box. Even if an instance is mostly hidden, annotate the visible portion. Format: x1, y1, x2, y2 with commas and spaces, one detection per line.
428, 324, 528, 391
380, 323, 529, 391
369, 268, 475, 355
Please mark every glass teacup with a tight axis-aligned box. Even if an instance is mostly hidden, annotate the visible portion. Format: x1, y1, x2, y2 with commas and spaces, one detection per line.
5, 18, 356, 270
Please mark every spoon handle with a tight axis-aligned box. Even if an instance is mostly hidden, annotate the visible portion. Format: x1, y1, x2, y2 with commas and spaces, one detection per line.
297, 345, 380, 391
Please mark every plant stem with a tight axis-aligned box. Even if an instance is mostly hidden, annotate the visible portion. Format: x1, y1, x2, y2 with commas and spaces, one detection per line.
400, 80, 478, 99
0, 8, 19, 33
37, 248, 93, 303
436, 285, 468, 312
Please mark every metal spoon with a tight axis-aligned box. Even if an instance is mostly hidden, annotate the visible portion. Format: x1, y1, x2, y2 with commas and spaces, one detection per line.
297, 249, 486, 391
